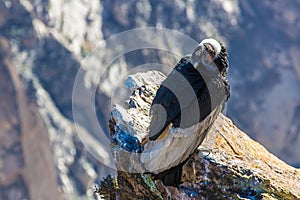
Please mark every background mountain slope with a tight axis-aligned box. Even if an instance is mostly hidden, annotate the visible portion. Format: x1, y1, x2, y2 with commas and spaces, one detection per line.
0, 0, 299, 199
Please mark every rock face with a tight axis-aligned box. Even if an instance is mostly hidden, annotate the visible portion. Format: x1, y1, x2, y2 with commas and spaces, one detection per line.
1, 1, 300, 199
97, 71, 300, 200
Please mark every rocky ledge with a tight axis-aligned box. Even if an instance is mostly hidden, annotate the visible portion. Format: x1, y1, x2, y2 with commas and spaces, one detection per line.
96, 71, 300, 200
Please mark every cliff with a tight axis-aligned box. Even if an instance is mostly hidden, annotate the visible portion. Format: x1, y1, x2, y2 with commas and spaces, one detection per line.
1, 1, 300, 199
96, 71, 300, 199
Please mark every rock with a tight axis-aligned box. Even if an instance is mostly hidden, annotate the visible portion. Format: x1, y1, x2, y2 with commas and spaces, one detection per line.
97, 71, 300, 199
0, 36, 29, 199
0, 36, 63, 200
2, 1, 300, 199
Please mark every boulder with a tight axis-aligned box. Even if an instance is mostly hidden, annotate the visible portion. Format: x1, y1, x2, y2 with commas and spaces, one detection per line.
97, 71, 300, 199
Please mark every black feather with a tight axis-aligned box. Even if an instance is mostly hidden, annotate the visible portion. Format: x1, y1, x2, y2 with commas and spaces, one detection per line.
149, 58, 211, 140
214, 43, 229, 75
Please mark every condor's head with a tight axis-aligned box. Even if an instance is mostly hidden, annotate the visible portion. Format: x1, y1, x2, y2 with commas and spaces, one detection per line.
191, 38, 229, 77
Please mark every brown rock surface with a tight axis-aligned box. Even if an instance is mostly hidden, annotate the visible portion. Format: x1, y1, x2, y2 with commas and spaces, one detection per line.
97, 71, 300, 199
0, 36, 63, 200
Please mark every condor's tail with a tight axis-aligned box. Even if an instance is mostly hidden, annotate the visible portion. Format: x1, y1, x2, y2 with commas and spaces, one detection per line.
153, 160, 186, 186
